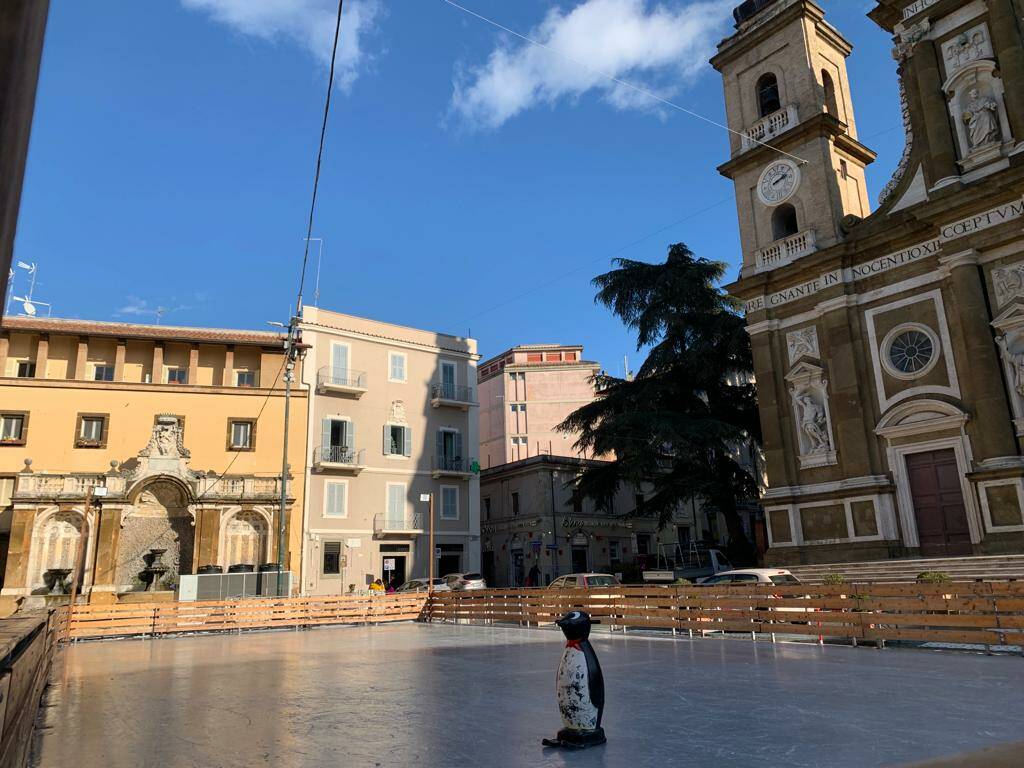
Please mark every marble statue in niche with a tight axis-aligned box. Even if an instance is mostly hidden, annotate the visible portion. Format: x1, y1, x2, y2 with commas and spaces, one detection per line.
795, 392, 831, 453
963, 88, 1001, 148
996, 335, 1024, 397
785, 361, 837, 469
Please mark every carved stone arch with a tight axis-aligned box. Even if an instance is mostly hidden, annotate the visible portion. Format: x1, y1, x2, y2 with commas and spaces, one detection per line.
116, 476, 197, 588
875, 398, 969, 439
26, 505, 91, 594
219, 507, 271, 569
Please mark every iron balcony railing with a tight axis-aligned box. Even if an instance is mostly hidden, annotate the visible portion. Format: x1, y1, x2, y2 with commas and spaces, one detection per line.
374, 512, 425, 533
430, 382, 475, 404
314, 446, 365, 467
431, 455, 474, 474
317, 366, 367, 390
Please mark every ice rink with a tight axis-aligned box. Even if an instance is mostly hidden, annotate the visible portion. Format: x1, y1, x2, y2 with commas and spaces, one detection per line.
31, 623, 1024, 768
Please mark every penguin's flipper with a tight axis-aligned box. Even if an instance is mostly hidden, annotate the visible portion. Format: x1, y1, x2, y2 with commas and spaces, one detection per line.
583, 643, 605, 710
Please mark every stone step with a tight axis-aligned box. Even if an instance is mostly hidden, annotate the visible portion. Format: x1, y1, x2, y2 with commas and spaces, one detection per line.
787, 555, 1024, 583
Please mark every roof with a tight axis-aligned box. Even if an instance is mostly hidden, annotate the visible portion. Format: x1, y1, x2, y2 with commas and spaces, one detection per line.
1, 316, 286, 347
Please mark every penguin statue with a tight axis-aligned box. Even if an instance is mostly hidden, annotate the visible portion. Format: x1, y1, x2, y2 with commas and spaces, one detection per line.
542, 610, 606, 749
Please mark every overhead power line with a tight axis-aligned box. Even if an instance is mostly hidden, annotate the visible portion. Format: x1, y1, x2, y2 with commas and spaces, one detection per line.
439, 0, 808, 165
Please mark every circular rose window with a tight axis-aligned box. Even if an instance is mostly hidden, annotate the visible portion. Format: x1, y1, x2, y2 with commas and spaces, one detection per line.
883, 325, 939, 379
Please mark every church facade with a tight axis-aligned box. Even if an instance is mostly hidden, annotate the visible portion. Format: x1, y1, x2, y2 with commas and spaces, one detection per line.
714, 0, 1024, 563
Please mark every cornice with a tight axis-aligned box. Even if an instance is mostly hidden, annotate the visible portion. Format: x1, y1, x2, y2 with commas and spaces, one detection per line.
0, 377, 307, 397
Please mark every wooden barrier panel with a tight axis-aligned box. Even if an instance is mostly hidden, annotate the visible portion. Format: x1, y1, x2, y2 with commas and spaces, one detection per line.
66, 594, 428, 641
0, 610, 61, 768
425, 582, 1024, 648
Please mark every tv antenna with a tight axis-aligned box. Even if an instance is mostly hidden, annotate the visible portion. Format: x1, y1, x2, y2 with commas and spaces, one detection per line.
303, 237, 324, 306
7, 261, 52, 317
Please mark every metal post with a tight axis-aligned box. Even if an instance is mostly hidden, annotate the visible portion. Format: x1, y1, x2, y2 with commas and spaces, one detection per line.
428, 493, 435, 590
277, 317, 297, 599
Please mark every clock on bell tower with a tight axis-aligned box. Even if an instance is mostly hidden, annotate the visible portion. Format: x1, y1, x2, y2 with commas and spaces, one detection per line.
711, 0, 877, 277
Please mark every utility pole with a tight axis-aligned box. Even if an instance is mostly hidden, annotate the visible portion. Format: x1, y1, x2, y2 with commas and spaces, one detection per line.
428, 493, 435, 591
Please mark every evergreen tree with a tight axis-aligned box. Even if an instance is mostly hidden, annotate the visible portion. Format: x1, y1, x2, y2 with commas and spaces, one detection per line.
559, 243, 761, 564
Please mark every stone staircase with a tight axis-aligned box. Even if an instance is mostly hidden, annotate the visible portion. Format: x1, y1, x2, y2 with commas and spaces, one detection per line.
787, 554, 1024, 584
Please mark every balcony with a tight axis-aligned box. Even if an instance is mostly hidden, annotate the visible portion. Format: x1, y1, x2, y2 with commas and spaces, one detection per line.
740, 104, 799, 153
754, 229, 817, 273
430, 382, 476, 410
431, 455, 476, 480
317, 366, 367, 397
374, 512, 425, 536
313, 446, 366, 473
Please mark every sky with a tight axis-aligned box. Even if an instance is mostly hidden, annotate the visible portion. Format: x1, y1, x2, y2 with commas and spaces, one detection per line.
13, 0, 904, 374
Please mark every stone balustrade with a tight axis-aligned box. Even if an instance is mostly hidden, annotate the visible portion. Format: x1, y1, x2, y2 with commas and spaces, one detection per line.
740, 104, 799, 153
754, 229, 817, 273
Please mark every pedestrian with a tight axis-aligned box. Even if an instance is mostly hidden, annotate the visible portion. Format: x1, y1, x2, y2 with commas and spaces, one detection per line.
386, 579, 396, 594
527, 563, 541, 588
369, 578, 385, 594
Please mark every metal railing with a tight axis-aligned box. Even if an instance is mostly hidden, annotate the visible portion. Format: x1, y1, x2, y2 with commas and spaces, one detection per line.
374, 512, 425, 533
741, 104, 798, 152
432, 455, 473, 474
313, 446, 365, 467
754, 229, 817, 272
318, 366, 367, 390
430, 382, 475, 404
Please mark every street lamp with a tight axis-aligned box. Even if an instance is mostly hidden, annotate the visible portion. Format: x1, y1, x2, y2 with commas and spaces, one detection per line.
419, 493, 435, 592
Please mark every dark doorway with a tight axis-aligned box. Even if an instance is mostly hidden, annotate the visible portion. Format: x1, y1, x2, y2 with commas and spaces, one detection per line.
571, 546, 588, 573
382, 554, 406, 588
438, 554, 460, 577
906, 449, 972, 556
511, 550, 524, 586
481, 551, 495, 586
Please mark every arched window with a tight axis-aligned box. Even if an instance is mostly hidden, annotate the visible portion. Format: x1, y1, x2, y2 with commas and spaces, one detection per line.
822, 70, 838, 118
757, 73, 781, 117
772, 204, 799, 240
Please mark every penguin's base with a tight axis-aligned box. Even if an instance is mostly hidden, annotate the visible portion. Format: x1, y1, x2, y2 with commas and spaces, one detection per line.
542, 727, 606, 750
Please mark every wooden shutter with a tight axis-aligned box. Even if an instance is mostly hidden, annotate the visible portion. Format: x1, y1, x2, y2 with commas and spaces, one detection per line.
436, 430, 444, 461
383, 425, 391, 455
345, 420, 355, 451
453, 431, 463, 459
403, 427, 412, 457
321, 418, 332, 450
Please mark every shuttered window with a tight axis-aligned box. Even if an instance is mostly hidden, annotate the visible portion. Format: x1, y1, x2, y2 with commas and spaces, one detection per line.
441, 486, 458, 520
387, 483, 406, 525
323, 542, 342, 575
324, 481, 347, 518
383, 424, 412, 456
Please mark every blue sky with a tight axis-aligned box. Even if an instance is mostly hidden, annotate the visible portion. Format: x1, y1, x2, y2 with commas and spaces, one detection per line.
14, 0, 903, 373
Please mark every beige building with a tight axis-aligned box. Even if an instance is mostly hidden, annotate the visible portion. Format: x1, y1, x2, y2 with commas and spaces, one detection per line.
298, 307, 480, 593
478, 344, 601, 468
0, 316, 307, 606
715, 0, 1024, 563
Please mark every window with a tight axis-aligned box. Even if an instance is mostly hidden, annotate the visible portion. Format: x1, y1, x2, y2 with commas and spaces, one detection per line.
511, 491, 520, 517
236, 371, 256, 388
565, 351, 577, 361
436, 429, 463, 469
526, 353, 542, 363
769, 574, 801, 585
439, 360, 457, 398
635, 534, 651, 556
572, 495, 583, 514
384, 424, 412, 457
386, 483, 406, 525
440, 486, 459, 520
228, 419, 255, 451
609, 539, 620, 562
840, 158, 849, 180
388, 352, 407, 383
883, 324, 939, 379
771, 203, 799, 240
483, 496, 491, 520
0, 413, 27, 445
76, 414, 108, 448
93, 365, 114, 382
322, 541, 342, 575
16, 361, 35, 378
756, 72, 781, 117
167, 368, 187, 384
821, 70, 838, 117
324, 481, 348, 518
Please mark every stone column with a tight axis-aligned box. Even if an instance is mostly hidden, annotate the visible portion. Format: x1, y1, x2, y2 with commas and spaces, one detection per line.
222, 345, 234, 386
188, 344, 199, 385
988, 0, 1024, 140
91, 505, 123, 590
73, 337, 88, 380
113, 339, 126, 381
749, 326, 793, 487
194, 505, 220, 570
911, 40, 959, 183
943, 251, 1017, 459
33, 334, 47, 378
151, 343, 163, 384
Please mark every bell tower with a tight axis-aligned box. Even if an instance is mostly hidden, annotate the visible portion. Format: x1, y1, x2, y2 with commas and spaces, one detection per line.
711, 0, 876, 277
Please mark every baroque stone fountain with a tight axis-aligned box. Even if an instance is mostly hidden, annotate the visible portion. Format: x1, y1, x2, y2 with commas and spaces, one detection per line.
139, 548, 170, 591
43, 568, 72, 595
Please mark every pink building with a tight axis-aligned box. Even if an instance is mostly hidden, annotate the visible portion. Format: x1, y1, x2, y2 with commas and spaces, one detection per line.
478, 344, 601, 468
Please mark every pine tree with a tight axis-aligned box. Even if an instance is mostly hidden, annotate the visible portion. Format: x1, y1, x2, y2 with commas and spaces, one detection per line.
559, 243, 761, 564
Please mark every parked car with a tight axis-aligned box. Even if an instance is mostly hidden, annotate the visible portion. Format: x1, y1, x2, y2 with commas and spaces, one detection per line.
698, 568, 801, 586
549, 573, 622, 588
395, 578, 450, 593
642, 546, 733, 583
443, 572, 487, 591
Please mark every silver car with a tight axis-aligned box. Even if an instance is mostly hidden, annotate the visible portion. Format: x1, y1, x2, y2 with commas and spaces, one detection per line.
443, 572, 487, 591
395, 578, 450, 593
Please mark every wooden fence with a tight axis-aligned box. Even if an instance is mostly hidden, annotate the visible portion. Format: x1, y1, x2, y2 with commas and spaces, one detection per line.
425, 582, 1024, 648
63, 594, 427, 641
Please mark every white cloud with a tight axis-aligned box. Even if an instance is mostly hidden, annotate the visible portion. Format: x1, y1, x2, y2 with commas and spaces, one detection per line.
181, 0, 383, 91
449, 0, 731, 130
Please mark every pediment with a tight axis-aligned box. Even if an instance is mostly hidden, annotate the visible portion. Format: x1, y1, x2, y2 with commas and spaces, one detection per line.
992, 298, 1024, 331
784, 360, 825, 384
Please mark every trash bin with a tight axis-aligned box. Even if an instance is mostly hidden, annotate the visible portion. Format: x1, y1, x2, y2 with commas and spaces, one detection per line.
227, 563, 255, 573
258, 563, 282, 572
197, 565, 223, 575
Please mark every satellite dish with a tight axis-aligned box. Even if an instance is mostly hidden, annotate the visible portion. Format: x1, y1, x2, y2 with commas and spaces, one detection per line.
15, 261, 34, 272
22, 301, 37, 316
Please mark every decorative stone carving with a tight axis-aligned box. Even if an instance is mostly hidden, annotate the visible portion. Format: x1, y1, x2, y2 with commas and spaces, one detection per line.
992, 262, 1024, 308
785, 362, 837, 469
944, 60, 1014, 171
992, 303, 1024, 436
878, 72, 914, 206
942, 24, 992, 74
892, 19, 930, 63
786, 327, 819, 364
140, 415, 190, 460
389, 400, 407, 424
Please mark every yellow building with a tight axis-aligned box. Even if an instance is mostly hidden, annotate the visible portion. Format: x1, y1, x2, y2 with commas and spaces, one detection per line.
0, 316, 307, 606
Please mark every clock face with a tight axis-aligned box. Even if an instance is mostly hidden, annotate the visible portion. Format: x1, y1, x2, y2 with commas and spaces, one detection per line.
757, 160, 801, 206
